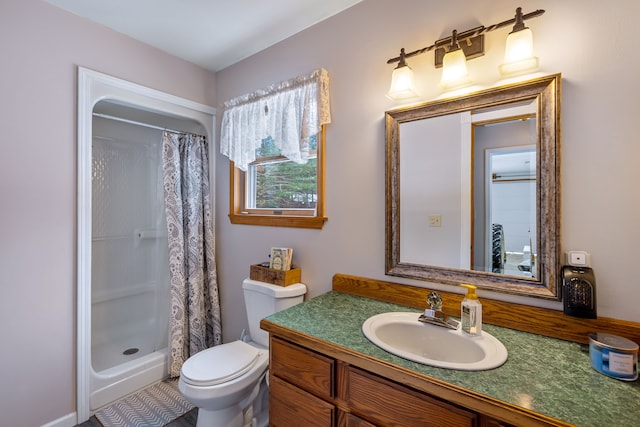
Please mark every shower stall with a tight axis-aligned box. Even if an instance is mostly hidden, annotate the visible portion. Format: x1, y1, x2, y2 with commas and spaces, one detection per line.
77, 68, 215, 422
89, 113, 171, 411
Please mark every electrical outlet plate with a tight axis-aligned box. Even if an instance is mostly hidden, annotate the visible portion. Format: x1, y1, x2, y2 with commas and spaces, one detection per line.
566, 251, 590, 267
428, 214, 442, 227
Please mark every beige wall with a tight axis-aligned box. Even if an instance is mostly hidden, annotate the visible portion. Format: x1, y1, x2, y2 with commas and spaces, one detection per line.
215, 0, 640, 344
3, 0, 640, 426
0, 1, 216, 426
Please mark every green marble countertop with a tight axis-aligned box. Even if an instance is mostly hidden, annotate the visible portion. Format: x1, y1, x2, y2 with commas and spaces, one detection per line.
265, 291, 640, 427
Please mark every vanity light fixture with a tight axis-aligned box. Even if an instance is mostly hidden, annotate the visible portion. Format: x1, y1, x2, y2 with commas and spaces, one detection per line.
386, 7, 545, 99
439, 30, 472, 90
499, 7, 539, 76
387, 48, 419, 100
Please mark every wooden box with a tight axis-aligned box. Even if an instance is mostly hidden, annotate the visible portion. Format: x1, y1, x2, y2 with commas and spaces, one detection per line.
250, 264, 302, 287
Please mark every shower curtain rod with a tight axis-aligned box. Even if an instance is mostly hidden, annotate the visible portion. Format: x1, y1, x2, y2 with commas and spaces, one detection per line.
92, 112, 197, 136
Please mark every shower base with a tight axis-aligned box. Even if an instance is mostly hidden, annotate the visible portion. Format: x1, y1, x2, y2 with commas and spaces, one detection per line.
92, 334, 160, 372
90, 344, 168, 412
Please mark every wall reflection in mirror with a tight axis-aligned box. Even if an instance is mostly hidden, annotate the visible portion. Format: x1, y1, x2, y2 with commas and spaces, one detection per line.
386, 75, 560, 298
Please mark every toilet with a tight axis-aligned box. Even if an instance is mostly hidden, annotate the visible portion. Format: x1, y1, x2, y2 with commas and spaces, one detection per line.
178, 278, 307, 427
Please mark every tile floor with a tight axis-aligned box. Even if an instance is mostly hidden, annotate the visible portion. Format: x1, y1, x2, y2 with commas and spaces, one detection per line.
74, 408, 198, 426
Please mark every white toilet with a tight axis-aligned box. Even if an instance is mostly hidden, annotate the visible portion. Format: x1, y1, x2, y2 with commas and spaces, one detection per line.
178, 278, 307, 427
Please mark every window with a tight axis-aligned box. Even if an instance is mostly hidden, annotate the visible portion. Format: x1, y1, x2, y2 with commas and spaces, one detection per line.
221, 68, 330, 228
229, 127, 326, 228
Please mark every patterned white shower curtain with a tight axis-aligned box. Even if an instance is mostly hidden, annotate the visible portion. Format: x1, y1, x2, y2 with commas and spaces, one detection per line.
162, 131, 222, 378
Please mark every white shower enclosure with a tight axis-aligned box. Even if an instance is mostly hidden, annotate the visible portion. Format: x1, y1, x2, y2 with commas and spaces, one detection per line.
77, 68, 215, 423
91, 114, 170, 373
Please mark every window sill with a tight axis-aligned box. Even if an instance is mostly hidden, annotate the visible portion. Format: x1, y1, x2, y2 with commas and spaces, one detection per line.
228, 213, 327, 229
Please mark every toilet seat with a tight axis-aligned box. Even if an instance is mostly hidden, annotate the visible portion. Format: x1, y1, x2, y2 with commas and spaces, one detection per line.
180, 341, 262, 387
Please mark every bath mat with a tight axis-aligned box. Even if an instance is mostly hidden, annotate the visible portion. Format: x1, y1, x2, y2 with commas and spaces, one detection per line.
95, 379, 194, 427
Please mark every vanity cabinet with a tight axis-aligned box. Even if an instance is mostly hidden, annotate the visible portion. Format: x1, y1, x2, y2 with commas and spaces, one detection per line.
270, 337, 336, 426
269, 336, 517, 427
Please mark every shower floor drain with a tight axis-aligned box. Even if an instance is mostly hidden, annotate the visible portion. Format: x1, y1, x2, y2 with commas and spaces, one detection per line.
123, 348, 139, 356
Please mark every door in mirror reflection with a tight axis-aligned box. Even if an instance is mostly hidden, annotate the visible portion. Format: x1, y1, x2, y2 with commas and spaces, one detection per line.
471, 101, 537, 279
475, 146, 536, 277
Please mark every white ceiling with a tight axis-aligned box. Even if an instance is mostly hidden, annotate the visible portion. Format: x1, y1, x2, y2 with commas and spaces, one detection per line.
46, 0, 363, 72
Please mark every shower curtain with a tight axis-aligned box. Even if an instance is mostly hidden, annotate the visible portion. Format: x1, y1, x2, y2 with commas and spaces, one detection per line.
162, 131, 222, 377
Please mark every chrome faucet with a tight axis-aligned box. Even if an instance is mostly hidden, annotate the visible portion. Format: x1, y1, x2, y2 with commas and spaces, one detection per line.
418, 292, 460, 330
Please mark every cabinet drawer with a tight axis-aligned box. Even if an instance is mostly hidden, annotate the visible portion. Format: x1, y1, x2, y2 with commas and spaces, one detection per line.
271, 337, 334, 398
345, 366, 477, 427
340, 412, 377, 427
270, 375, 335, 427
480, 416, 516, 427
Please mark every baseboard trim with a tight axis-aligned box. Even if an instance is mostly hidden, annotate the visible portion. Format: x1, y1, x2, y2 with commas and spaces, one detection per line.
40, 412, 76, 427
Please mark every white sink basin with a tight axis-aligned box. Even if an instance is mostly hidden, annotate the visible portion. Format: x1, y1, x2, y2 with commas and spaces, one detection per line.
362, 312, 508, 371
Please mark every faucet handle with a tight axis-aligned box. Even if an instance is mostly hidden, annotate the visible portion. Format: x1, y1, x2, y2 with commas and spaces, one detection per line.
427, 291, 443, 310
420, 291, 460, 330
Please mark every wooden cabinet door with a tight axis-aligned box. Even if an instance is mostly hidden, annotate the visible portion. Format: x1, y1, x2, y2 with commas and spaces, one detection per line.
344, 366, 477, 427
271, 336, 334, 398
270, 375, 335, 427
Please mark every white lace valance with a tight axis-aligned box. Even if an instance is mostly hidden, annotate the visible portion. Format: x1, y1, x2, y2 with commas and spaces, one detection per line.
220, 68, 331, 171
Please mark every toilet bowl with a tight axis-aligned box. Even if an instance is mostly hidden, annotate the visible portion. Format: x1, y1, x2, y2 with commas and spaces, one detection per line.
178, 340, 269, 427
178, 279, 306, 427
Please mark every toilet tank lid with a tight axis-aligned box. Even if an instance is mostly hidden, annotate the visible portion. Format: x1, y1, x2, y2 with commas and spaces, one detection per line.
242, 278, 307, 297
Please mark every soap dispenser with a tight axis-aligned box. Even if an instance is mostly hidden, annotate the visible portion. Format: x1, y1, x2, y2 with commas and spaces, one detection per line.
461, 284, 482, 336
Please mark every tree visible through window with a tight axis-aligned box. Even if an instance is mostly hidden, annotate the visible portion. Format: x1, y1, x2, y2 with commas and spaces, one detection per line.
229, 127, 326, 229
249, 136, 317, 210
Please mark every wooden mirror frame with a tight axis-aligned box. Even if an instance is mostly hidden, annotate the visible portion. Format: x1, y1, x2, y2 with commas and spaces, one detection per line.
385, 74, 561, 299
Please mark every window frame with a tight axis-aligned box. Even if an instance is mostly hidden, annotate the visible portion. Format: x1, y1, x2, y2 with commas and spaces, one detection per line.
229, 126, 327, 228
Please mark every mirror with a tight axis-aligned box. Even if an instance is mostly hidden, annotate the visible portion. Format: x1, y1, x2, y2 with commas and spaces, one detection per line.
385, 74, 560, 298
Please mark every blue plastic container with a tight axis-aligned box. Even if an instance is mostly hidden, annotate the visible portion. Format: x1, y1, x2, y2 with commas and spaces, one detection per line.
589, 333, 638, 381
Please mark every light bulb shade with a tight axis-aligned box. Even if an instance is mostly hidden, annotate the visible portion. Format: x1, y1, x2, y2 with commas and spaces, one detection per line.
387, 64, 418, 100
439, 49, 471, 90
499, 28, 539, 76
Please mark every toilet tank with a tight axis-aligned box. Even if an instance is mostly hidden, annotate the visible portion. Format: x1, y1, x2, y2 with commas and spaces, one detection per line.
242, 278, 307, 347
